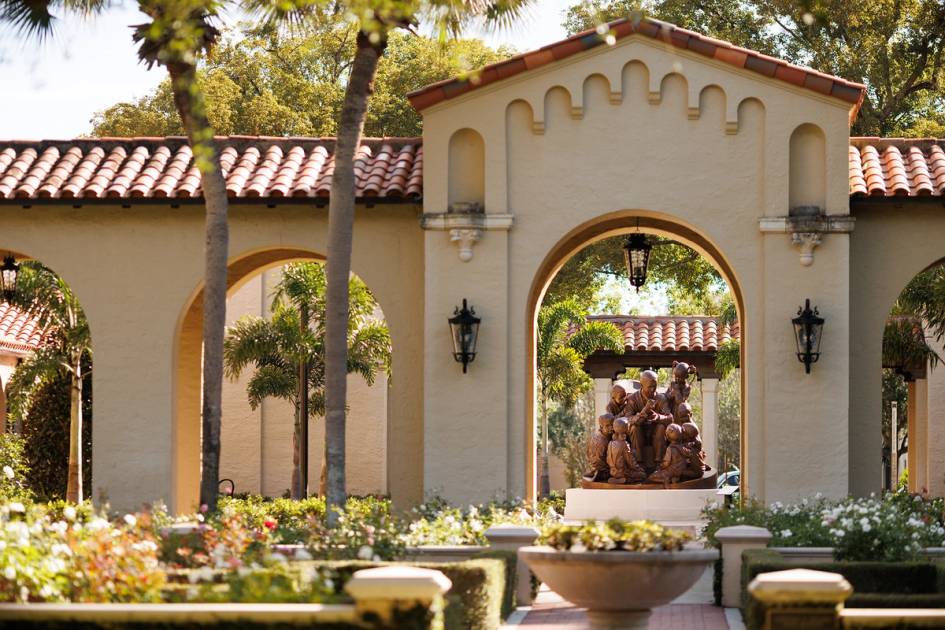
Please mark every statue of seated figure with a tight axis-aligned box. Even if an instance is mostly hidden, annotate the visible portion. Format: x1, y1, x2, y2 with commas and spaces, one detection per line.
647, 423, 688, 487
606, 417, 647, 484
680, 421, 708, 480
585, 413, 615, 482
624, 370, 674, 470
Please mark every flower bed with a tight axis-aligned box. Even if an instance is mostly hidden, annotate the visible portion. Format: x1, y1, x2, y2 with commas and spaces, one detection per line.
703, 491, 945, 562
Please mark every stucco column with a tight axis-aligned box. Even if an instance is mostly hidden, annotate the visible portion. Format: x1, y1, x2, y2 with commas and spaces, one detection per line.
910, 378, 929, 493
927, 340, 945, 497
701, 378, 719, 472
594, 378, 612, 420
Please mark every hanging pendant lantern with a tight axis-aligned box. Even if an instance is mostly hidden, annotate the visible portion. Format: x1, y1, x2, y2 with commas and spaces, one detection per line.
1, 255, 19, 303
623, 233, 651, 292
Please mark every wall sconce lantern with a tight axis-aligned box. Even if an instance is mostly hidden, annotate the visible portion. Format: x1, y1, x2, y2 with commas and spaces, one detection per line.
1, 255, 19, 303
449, 299, 480, 373
792, 298, 824, 373
623, 232, 651, 292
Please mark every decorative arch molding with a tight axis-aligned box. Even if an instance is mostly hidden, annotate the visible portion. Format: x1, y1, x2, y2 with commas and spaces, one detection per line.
523, 210, 747, 502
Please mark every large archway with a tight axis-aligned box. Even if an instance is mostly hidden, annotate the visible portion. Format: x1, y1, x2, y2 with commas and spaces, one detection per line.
173, 247, 397, 513
524, 211, 747, 502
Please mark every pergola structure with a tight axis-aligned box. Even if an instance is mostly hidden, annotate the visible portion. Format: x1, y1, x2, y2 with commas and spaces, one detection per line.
583, 315, 739, 471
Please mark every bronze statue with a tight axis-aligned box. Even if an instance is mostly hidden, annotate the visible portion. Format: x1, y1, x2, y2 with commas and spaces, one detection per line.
606, 417, 647, 484
665, 361, 697, 418
606, 383, 628, 417
674, 401, 693, 424
623, 370, 673, 469
647, 423, 688, 486
680, 421, 708, 480
585, 413, 615, 482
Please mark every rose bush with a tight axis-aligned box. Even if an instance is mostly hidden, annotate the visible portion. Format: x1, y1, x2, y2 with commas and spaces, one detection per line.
703, 491, 945, 561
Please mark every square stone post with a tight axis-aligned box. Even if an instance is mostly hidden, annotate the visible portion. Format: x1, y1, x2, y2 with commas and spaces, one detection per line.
701, 378, 719, 472
927, 337, 945, 497
715, 525, 771, 608
345, 566, 451, 628
748, 568, 851, 629
594, 378, 612, 420
485, 524, 540, 606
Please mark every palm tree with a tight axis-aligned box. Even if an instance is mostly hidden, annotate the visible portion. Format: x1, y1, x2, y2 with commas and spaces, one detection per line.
133, 0, 231, 510
536, 299, 623, 496
245, 0, 531, 523
6, 262, 92, 503
223, 262, 390, 498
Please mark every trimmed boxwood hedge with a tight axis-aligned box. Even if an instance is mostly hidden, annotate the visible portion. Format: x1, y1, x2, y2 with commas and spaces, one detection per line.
740, 548, 945, 630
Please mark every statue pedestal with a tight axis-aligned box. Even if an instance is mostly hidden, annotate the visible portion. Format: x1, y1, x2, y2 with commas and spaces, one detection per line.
563, 488, 720, 529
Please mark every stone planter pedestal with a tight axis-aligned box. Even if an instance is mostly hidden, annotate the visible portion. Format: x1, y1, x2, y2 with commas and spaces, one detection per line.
518, 546, 718, 629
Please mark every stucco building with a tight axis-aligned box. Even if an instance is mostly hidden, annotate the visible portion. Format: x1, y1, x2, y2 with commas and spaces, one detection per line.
1, 16, 944, 512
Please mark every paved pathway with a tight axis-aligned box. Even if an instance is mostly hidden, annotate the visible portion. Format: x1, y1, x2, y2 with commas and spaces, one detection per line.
515, 590, 730, 629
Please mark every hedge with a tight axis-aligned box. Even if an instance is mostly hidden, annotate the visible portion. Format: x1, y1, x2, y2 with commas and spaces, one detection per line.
740, 548, 945, 630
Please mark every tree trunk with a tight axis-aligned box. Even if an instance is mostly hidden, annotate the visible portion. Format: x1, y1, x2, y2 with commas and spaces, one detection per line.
168, 61, 229, 511
66, 353, 83, 503
291, 403, 301, 499
299, 302, 310, 498
324, 32, 384, 526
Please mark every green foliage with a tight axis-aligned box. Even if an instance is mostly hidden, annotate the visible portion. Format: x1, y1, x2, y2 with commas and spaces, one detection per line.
714, 339, 740, 380
0, 434, 31, 502
404, 498, 561, 547
716, 369, 740, 473
547, 397, 594, 487
19, 371, 92, 502
702, 491, 945, 561
562, 0, 945, 137
0, 501, 165, 603
539, 518, 692, 551
92, 26, 512, 138
225, 263, 391, 416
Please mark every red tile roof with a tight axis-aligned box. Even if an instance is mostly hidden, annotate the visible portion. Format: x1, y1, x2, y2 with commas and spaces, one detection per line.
849, 138, 945, 197
0, 303, 44, 355
588, 315, 738, 353
408, 16, 866, 114
0, 137, 423, 202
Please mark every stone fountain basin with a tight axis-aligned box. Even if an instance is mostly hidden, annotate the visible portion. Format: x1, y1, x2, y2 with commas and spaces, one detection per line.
518, 546, 718, 611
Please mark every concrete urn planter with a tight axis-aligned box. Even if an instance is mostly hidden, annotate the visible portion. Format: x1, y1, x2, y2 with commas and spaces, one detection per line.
518, 546, 718, 629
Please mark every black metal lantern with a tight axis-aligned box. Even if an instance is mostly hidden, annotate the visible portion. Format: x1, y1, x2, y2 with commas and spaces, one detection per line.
1, 255, 19, 303
792, 298, 824, 374
448, 299, 480, 373
623, 233, 651, 292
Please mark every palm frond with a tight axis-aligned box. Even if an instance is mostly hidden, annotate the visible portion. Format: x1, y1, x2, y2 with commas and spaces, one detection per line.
567, 321, 623, 356
246, 364, 296, 409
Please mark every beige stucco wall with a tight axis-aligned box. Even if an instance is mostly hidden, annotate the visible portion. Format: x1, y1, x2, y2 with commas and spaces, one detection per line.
0, 203, 422, 513
421, 33, 854, 504
850, 202, 945, 497
220, 267, 388, 497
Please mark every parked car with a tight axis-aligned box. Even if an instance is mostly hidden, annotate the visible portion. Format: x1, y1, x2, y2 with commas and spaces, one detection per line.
717, 467, 740, 489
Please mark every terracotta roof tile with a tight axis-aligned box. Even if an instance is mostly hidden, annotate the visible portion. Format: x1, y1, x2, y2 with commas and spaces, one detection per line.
0, 137, 423, 202
584, 315, 739, 353
0, 303, 44, 355
407, 16, 866, 114
849, 138, 945, 197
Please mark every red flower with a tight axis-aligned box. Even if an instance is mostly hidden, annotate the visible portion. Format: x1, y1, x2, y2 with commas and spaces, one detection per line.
263, 519, 277, 531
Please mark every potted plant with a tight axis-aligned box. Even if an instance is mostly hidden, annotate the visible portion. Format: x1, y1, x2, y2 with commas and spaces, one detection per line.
519, 519, 717, 629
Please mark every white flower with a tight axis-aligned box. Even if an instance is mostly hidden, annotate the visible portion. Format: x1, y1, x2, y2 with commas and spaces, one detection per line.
2, 466, 14, 480
87, 518, 109, 532
3, 566, 15, 580
294, 548, 313, 561
269, 552, 287, 564
357, 545, 374, 560
8, 503, 24, 514
780, 529, 792, 538
570, 542, 587, 553
123, 514, 137, 527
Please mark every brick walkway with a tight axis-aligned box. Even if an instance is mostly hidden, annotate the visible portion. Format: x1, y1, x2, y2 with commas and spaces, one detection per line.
516, 589, 730, 629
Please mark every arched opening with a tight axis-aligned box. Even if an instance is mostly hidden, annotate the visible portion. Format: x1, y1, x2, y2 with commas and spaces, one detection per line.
880, 257, 945, 496
0, 252, 93, 502
524, 212, 746, 502
173, 248, 393, 512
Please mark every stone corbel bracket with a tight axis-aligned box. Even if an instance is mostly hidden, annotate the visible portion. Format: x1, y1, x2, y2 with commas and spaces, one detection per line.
759, 214, 855, 266
421, 206, 514, 262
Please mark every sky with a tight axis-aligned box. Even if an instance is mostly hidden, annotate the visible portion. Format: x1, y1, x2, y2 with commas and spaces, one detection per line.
0, 0, 574, 140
